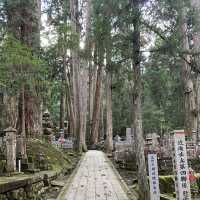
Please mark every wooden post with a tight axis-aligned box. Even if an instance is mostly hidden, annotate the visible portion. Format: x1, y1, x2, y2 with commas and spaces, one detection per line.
148, 153, 160, 200
172, 130, 191, 200
5, 127, 17, 173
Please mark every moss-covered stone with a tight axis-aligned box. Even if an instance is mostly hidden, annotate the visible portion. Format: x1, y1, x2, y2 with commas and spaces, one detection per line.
0, 194, 7, 200
0, 181, 49, 200
0, 160, 6, 175
26, 139, 74, 171
0, 139, 80, 200
159, 176, 174, 194
159, 174, 200, 199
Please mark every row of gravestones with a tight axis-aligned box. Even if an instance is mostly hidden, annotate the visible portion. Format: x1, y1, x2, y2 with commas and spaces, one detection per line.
0, 127, 49, 175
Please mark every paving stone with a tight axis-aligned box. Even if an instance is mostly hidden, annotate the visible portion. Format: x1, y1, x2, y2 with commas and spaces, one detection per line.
60, 150, 129, 200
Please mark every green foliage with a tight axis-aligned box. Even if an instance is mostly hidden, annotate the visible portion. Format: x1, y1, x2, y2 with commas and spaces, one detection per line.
56, 24, 79, 52
0, 34, 46, 94
0, 0, 193, 136
142, 99, 165, 133
112, 80, 132, 134
41, 23, 79, 123
142, 38, 184, 134
159, 176, 175, 195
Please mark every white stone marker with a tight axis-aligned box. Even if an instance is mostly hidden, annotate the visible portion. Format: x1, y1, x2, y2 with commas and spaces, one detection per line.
172, 130, 191, 200
18, 159, 21, 173
148, 153, 160, 200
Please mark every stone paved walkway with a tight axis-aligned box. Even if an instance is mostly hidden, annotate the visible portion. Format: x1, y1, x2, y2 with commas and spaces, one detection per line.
58, 150, 130, 200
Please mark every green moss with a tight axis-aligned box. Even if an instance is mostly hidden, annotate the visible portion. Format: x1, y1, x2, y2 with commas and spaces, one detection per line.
0, 160, 6, 175
159, 176, 175, 194
26, 139, 77, 171
160, 193, 176, 200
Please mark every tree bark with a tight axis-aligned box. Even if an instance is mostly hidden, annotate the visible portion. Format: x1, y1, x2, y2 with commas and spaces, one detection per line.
70, 0, 79, 141
105, 44, 113, 153
84, 0, 93, 143
60, 54, 67, 131
79, 69, 88, 151
17, 83, 27, 158
4, 95, 18, 129
91, 48, 104, 145
88, 51, 97, 139
5, 0, 45, 156
190, 0, 200, 143
131, 1, 150, 199
60, 79, 66, 131
180, 3, 197, 136
66, 73, 76, 135
88, 61, 94, 137
105, 71, 113, 153
8, 0, 42, 137
70, 0, 90, 152
99, 89, 104, 141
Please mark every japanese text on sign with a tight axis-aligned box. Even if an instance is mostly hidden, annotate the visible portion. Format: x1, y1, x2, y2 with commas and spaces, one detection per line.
173, 131, 191, 200
148, 153, 160, 200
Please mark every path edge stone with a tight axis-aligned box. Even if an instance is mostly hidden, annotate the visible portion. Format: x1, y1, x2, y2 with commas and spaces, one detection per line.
104, 153, 138, 200
56, 153, 85, 200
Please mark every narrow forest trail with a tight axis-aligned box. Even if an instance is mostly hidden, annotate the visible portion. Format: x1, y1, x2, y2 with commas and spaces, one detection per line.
57, 150, 132, 200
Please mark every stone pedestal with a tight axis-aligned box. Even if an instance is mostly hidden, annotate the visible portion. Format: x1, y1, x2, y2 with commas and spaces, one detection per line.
5, 127, 17, 173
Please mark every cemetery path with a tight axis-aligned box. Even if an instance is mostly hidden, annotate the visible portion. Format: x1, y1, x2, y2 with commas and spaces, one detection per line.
57, 150, 131, 200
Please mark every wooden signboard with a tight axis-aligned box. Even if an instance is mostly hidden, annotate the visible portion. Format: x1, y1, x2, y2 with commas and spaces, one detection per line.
172, 130, 191, 200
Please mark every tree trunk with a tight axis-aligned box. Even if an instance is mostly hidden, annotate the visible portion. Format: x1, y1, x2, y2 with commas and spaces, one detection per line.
17, 83, 27, 158
66, 75, 76, 135
196, 75, 200, 143
88, 61, 94, 137
70, 0, 89, 152
84, 0, 93, 143
60, 54, 67, 131
88, 52, 97, 140
71, 53, 78, 138
105, 41, 113, 153
190, 0, 200, 143
105, 71, 113, 153
180, 3, 197, 135
60, 82, 65, 131
79, 69, 88, 152
70, 0, 79, 141
99, 90, 104, 141
6, 0, 42, 139
4, 95, 18, 129
131, 1, 150, 199
10, 0, 42, 137
91, 48, 104, 145
69, 0, 92, 151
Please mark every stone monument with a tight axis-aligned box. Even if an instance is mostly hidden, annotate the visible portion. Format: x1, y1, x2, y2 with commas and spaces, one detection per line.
126, 128, 134, 144
5, 127, 17, 173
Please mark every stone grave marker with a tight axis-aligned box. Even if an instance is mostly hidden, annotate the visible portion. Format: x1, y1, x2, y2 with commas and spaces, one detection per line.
16, 135, 27, 159
5, 127, 17, 173
126, 128, 134, 144
62, 139, 74, 149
